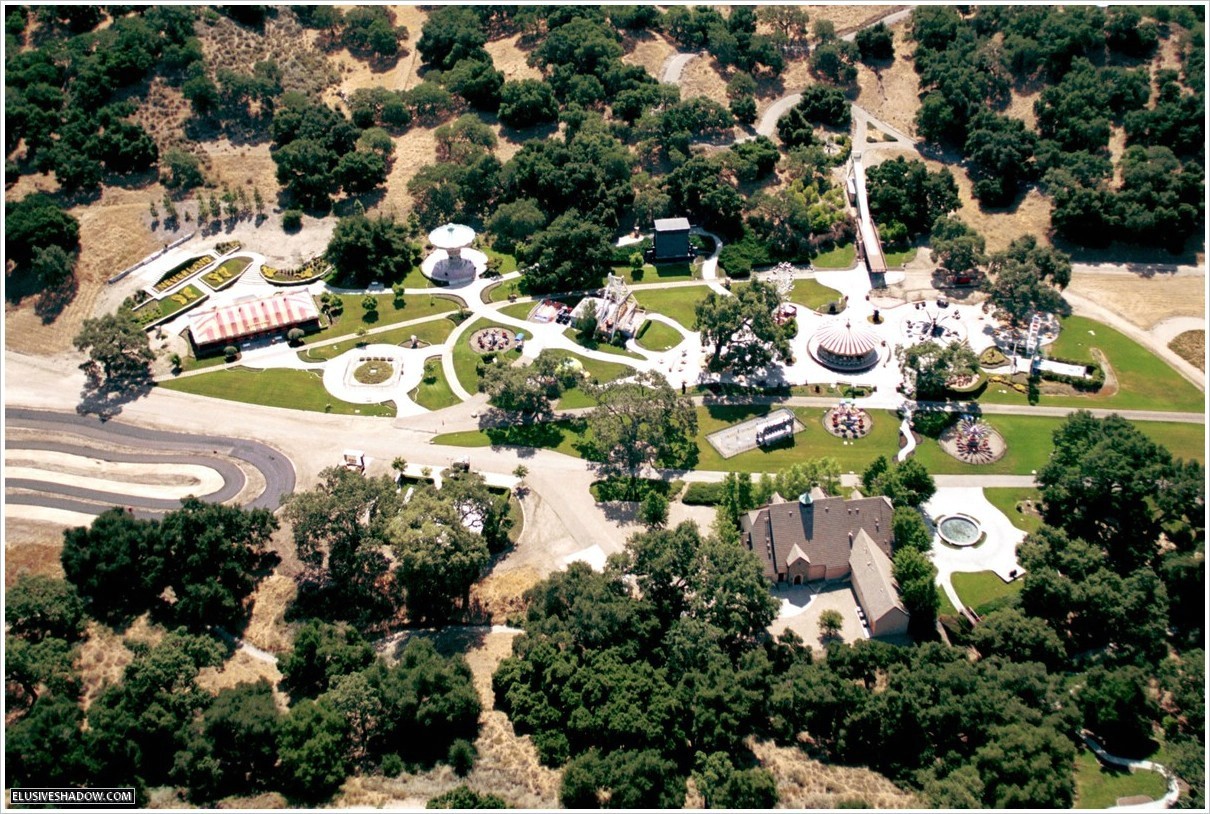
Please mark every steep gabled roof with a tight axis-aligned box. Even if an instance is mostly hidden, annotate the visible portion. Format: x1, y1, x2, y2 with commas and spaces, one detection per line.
849, 528, 907, 623
741, 493, 895, 577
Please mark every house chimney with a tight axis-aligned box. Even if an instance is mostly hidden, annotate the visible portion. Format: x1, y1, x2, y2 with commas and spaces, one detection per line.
848, 531, 854, 547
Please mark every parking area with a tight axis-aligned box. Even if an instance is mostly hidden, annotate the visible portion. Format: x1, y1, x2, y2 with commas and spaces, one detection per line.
769, 580, 868, 650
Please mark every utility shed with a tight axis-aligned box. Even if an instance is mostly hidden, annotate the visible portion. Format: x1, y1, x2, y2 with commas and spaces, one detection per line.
653, 217, 692, 260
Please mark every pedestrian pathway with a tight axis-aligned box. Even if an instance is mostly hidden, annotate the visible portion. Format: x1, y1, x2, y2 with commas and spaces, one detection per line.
1083, 732, 1180, 811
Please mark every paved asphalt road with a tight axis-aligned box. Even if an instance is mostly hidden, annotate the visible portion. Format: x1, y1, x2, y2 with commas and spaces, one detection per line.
5, 407, 295, 515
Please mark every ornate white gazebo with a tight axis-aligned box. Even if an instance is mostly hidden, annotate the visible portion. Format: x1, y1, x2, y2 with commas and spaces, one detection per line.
421, 223, 487, 284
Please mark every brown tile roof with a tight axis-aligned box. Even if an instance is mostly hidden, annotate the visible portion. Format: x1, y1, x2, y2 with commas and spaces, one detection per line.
850, 528, 907, 624
741, 494, 894, 578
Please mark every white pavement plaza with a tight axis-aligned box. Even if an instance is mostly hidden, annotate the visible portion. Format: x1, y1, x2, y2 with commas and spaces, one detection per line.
922, 487, 1027, 612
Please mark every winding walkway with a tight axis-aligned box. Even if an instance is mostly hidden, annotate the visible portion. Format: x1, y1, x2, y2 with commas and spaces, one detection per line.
1083, 732, 1180, 810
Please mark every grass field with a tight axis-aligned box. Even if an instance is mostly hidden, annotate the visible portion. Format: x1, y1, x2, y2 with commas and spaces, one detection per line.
951, 571, 1022, 614
981, 316, 1204, 412
451, 320, 521, 396
884, 247, 918, 267
812, 243, 856, 269
615, 261, 697, 285
434, 420, 586, 458
561, 328, 645, 360
487, 278, 523, 302
789, 278, 844, 310
983, 487, 1043, 535
635, 319, 684, 351
308, 294, 459, 345
634, 285, 711, 331
410, 357, 460, 411
1074, 749, 1168, 809
912, 415, 1204, 474
497, 301, 535, 320
938, 589, 959, 617
548, 349, 634, 409
430, 401, 1204, 476
298, 315, 459, 361
159, 367, 395, 417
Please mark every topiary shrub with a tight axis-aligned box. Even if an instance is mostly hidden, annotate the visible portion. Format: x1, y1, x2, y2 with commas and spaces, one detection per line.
223, 345, 239, 362
282, 209, 303, 231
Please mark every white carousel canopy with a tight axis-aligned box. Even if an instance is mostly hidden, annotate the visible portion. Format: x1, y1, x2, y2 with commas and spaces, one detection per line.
429, 223, 476, 249
813, 320, 878, 359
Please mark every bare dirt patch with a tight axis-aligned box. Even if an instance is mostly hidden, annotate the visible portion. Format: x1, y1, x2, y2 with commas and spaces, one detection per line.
202, 139, 281, 204
679, 55, 730, 107
485, 33, 541, 82
623, 33, 677, 79
241, 573, 299, 654
853, 21, 921, 136
806, 5, 904, 35
196, 649, 286, 707
865, 147, 1054, 253
320, 6, 428, 107
1169, 330, 1205, 371
1066, 273, 1206, 330
470, 566, 541, 622
372, 126, 440, 217
4, 537, 65, 583
6, 187, 163, 356
74, 618, 163, 709
751, 739, 921, 808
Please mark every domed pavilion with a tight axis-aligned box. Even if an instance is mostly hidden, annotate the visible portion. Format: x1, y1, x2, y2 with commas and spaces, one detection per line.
809, 320, 881, 372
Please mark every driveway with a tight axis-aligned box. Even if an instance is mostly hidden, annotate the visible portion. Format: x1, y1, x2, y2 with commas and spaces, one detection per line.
922, 487, 1026, 611
769, 580, 867, 651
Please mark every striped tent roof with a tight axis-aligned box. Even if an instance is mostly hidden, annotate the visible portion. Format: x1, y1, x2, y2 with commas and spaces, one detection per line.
813, 320, 878, 359
189, 292, 319, 346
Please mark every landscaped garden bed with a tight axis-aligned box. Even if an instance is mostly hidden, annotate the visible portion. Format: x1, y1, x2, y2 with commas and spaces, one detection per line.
200, 255, 253, 290
153, 254, 216, 292
132, 284, 209, 327
263, 256, 331, 285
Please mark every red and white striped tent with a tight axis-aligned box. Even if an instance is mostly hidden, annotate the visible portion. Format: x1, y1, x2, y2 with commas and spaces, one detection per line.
188, 291, 320, 349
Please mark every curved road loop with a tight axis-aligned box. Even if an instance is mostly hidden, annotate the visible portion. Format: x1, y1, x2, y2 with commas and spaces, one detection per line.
5, 407, 295, 519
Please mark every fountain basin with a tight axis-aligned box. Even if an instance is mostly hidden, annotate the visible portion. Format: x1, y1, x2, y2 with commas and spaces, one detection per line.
937, 513, 982, 547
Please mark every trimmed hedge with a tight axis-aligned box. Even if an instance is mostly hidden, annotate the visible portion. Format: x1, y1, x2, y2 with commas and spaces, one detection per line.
912, 409, 958, 439
1039, 354, 1104, 392
682, 481, 725, 505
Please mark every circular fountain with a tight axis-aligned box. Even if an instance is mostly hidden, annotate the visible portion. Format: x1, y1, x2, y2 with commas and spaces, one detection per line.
937, 513, 982, 547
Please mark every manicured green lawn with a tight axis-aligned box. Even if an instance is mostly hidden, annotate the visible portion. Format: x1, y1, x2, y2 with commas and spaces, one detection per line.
483, 247, 518, 274
201, 256, 252, 289
561, 328, 645, 360
694, 405, 903, 474
633, 285, 711, 331
308, 294, 459, 345
812, 243, 856, 269
547, 349, 634, 409
410, 357, 460, 411
884, 247, 917, 267
488, 278, 523, 302
789, 278, 843, 310
951, 571, 1023, 614
177, 353, 229, 373
1074, 749, 1168, 809
938, 589, 959, 617
434, 420, 587, 458
615, 261, 697, 285
983, 487, 1043, 535
398, 265, 434, 289
452, 320, 519, 395
913, 415, 1204, 475
980, 316, 1204, 412
297, 315, 460, 362
635, 319, 685, 352
497, 301, 536, 320
158, 367, 395, 416
158, 285, 206, 317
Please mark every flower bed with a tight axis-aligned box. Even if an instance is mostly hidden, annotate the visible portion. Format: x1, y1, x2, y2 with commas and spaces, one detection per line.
214, 240, 242, 255
132, 285, 209, 328
154, 254, 216, 292
201, 255, 253, 290
263, 256, 331, 285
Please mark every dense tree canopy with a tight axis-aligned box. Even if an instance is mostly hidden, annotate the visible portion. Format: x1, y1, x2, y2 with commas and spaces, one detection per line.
583, 370, 698, 485
324, 213, 420, 286
695, 280, 791, 374
865, 157, 959, 247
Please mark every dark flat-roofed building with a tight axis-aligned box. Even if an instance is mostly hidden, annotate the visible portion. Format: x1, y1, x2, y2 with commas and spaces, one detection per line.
653, 217, 692, 261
